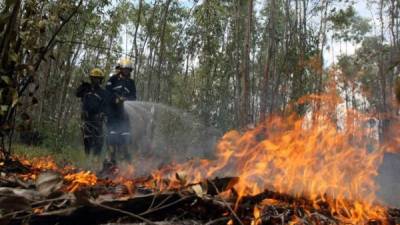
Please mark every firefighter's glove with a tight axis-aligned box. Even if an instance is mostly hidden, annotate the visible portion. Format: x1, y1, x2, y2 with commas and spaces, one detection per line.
115, 96, 126, 104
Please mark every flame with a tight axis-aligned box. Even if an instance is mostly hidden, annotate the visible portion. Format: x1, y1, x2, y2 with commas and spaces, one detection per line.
20, 156, 58, 171
15, 90, 397, 224
251, 206, 261, 225
139, 93, 391, 224
64, 171, 97, 192
18, 156, 98, 192
112, 176, 135, 195
19, 156, 59, 180
33, 208, 44, 214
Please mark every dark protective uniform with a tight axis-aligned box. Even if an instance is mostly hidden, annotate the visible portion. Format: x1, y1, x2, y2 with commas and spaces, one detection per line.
76, 82, 109, 155
105, 74, 136, 161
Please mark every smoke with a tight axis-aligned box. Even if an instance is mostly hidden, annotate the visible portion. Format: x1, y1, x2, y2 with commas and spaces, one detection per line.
376, 153, 400, 208
122, 101, 221, 176
119, 101, 400, 209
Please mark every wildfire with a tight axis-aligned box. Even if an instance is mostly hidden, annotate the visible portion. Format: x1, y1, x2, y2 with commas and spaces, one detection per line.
140, 94, 391, 224
20, 156, 58, 171
18, 156, 59, 180
251, 206, 261, 225
18, 156, 98, 192
64, 171, 97, 192
14, 91, 398, 224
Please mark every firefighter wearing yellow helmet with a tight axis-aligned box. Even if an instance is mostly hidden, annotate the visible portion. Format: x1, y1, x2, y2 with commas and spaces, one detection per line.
103, 57, 137, 170
76, 68, 109, 157
89, 68, 105, 78
116, 57, 133, 70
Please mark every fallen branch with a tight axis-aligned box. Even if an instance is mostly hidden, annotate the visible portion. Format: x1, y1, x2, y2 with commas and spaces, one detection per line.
209, 180, 244, 225
139, 195, 192, 216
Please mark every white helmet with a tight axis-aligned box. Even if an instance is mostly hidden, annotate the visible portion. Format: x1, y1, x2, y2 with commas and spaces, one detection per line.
116, 57, 133, 69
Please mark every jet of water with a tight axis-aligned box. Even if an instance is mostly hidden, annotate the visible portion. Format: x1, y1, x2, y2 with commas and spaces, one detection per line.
122, 101, 221, 175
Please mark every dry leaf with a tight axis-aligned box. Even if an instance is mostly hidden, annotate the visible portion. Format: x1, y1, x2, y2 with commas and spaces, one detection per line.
36, 172, 63, 197
191, 184, 205, 198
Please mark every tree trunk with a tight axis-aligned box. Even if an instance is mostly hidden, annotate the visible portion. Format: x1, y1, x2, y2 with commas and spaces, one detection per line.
56, 41, 82, 148
239, 0, 253, 129
132, 0, 143, 80
155, 0, 172, 102
0, 1, 21, 68
37, 61, 52, 126
260, 0, 276, 122
378, 0, 389, 143
234, 0, 242, 128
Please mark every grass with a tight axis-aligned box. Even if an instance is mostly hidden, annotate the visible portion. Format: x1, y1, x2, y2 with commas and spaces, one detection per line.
12, 143, 106, 170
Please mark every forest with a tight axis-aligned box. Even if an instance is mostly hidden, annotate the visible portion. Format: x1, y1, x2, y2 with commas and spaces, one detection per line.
0, 0, 399, 150
0, 0, 399, 224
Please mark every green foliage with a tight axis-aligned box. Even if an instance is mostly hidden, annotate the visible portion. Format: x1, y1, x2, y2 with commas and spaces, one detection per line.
329, 6, 356, 29
336, 33, 397, 117
0, 0, 89, 158
337, 55, 359, 79
328, 5, 371, 43
1, 0, 397, 155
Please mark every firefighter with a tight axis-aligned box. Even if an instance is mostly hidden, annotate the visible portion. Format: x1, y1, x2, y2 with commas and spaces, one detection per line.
76, 68, 108, 156
105, 57, 137, 164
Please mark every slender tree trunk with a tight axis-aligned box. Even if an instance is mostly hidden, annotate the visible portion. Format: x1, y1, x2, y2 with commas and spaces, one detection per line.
56, 42, 82, 147
104, 34, 117, 74
0, 0, 21, 67
388, 0, 398, 112
132, 0, 143, 80
378, 0, 388, 143
318, 0, 328, 93
155, 0, 172, 102
269, 57, 280, 114
260, 0, 276, 122
239, 0, 253, 128
234, 0, 242, 127
37, 61, 52, 126
140, 0, 159, 100
147, 45, 156, 101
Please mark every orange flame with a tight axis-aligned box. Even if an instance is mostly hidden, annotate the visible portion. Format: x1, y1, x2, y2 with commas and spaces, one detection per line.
19, 156, 59, 180
251, 206, 261, 225
18, 156, 98, 192
17, 91, 397, 224
20, 156, 58, 171
141, 93, 391, 224
64, 171, 97, 192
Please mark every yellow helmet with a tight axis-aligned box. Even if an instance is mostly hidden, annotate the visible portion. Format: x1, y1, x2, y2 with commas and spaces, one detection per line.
89, 68, 104, 78
117, 57, 133, 69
